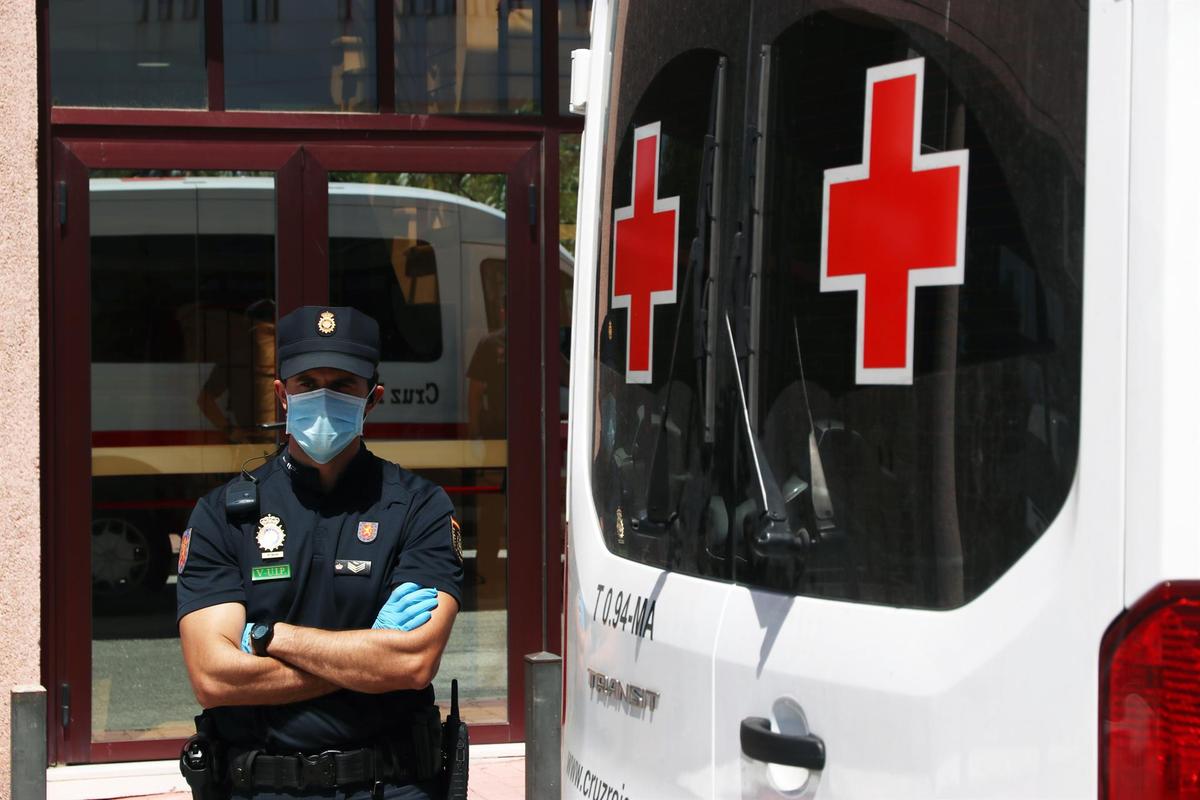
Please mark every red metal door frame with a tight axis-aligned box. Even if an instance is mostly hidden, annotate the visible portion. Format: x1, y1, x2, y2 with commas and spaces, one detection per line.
44, 136, 543, 763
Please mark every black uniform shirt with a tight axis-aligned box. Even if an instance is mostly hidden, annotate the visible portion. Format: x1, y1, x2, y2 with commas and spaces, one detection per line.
176, 444, 463, 752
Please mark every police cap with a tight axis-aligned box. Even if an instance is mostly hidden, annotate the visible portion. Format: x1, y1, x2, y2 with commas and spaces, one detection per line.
277, 306, 381, 380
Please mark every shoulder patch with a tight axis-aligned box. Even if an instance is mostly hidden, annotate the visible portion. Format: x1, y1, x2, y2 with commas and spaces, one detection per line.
178, 528, 193, 575
450, 516, 463, 564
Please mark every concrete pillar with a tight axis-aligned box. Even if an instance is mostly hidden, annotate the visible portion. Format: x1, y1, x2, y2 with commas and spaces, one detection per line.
10, 687, 45, 800
524, 652, 562, 800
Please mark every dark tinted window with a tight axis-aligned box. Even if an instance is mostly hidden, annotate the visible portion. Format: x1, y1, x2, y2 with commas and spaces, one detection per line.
394, 0, 539, 114
92, 234, 274, 363
590, 43, 729, 576
330, 237, 443, 362
50, 0, 207, 108
737, 3, 1087, 608
223, 0, 377, 111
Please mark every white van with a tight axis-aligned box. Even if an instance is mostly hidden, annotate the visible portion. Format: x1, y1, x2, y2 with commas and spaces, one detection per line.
565, 1, 1188, 797
89, 176, 572, 602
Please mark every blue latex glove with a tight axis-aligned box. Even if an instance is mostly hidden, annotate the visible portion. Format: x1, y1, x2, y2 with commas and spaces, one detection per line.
373, 582, 439, 631
241, 622, 253, 654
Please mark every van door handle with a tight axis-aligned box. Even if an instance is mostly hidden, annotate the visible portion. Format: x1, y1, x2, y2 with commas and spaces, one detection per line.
740, 716, 826, 769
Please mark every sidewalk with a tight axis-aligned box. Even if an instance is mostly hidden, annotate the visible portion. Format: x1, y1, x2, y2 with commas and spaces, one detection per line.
114, 758, 524, 800
47, 751, 525, 800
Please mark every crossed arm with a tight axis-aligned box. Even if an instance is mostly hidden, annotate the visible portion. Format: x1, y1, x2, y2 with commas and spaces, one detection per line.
179, 593, 458, 708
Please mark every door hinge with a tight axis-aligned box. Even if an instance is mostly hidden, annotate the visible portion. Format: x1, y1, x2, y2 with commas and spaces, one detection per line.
529, 183, 538, 232
56, 180, 68, 228
60, 682, 70, 729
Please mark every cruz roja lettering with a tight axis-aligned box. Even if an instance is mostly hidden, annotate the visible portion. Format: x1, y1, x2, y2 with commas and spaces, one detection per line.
389, 382, 440, 405
593, 583, 655, 639
566, 751, 632, 800
587, 668, 660, 712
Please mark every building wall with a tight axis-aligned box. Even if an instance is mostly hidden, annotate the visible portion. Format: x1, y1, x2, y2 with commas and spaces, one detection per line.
0, 0, 41, 794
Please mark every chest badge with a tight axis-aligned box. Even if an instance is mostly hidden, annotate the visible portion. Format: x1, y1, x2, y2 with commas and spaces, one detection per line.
357, 521, 379, 543
256, 514, 286, 560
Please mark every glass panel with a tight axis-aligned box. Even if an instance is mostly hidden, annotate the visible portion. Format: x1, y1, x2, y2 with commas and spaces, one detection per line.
224, 0, 377, 111
591, 48, 725, 576
738, 4, 1087, 608
558, 1, 591, 114
329, 171, 509, 724
50, 0, 207, 108
558, 133, 580, 553
589, 0, 748, 580
394, 0, 540, 114
559, 134, 580, 255
559, 133, 579, 419
90, 171, 277, 742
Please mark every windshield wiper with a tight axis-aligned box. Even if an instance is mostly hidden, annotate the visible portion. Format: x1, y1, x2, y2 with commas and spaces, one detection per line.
725, 314, 810, 557
631, 58, 727, 536
793, 318, 839, 543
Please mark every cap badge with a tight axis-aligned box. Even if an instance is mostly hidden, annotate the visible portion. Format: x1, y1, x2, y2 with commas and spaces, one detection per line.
256, 514, 286, 559
450, 516, 463, 564
317, 310, 337, 336
357, 521, 379, 543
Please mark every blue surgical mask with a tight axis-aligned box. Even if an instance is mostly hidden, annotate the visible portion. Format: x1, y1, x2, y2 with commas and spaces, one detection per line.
285, 388, 369, 464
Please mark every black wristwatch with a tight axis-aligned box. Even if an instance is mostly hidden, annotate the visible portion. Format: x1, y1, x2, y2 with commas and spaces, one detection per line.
250, 622, 275, 657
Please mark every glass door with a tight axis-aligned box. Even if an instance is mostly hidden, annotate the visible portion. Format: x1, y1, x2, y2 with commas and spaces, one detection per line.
309, 143, 545, 742
89, 168, 280, 746
329, 170, 511, 725
49, 141, 304, 763
47, 139, 545, 763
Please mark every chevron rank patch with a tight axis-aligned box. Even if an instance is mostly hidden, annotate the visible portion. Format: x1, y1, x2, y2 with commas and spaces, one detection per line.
334, 559, 372, 576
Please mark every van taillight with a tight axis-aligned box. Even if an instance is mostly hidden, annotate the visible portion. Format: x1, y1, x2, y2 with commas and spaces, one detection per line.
1101, 581, 1200, 799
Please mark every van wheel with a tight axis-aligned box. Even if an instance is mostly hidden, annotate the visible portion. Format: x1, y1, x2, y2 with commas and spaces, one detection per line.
92, 516, 168, 612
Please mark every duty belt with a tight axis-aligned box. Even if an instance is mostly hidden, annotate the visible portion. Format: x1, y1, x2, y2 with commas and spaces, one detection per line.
229, 745, 420, 792
227, 710, 443, 793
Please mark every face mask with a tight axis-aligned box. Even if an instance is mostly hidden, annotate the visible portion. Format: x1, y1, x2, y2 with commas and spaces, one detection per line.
285, 388, 369, 464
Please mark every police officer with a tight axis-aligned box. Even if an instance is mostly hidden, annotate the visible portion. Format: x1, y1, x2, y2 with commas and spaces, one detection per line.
177, 306, 464, 799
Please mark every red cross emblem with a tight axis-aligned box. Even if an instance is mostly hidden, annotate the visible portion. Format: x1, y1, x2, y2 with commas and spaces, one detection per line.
612, 122, 681, 383
821, 58, 969, 384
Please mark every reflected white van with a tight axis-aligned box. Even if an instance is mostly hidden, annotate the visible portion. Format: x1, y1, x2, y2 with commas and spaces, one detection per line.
88, 176, 572, 604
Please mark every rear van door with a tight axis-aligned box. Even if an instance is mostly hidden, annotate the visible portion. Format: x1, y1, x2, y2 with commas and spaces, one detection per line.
711, 2, 1129, 797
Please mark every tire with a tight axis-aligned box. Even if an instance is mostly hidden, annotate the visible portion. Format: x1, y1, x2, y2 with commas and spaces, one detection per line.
92, 516, 170, 613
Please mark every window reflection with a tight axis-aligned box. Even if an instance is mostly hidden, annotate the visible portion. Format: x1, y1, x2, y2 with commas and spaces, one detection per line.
224, 0, 377, 111
591, 50, 724, 576
559, 133, 580, 419
745, 9, 1086, 608
395, 0, 540, 114
90, 174, 277, 443
50, 0, 206, 108
558, 1, 591, 114
328, 173, 510, 724
90, 170, 277, 743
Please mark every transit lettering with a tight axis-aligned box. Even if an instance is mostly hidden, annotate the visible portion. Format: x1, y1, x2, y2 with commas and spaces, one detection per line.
587, 668, 660, 712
